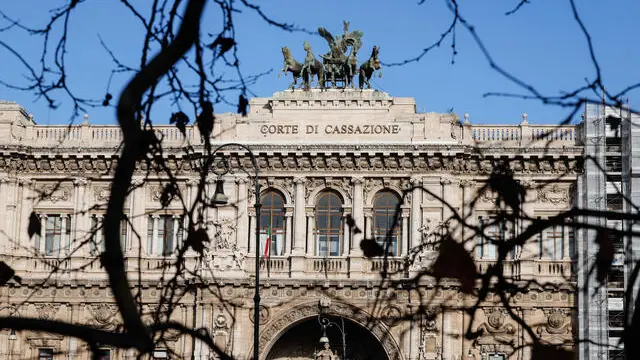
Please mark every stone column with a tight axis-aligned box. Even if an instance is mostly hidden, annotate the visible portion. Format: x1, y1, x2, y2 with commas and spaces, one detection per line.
292, 177, 306, 255
94, 214, 103, 254
350, 177, 364, 254
205, 177, 218, 246
401, 212, 409, 256
342, 212, 350, 256
151, 215, 159, 255
73, 177, 89, 255
172, 215, 180, 252
0, 175, 8, 251
410, 176, 422, 250
5, 178, 18, 251
61, 214, 69, 255
563, 220, 570, 260
519, 180, 537, 277
184, 178, 199, 258
442, 308, 452, 360
18, 177, 34, 251
285, 212, 293, 255
440, 177, 454, 223
130, 177, 146, 258
39, 214, 47, 254
306, 211, 315, 256
364, 211, 373, 239
236, 177, 249, 252
460, 180, 474, 252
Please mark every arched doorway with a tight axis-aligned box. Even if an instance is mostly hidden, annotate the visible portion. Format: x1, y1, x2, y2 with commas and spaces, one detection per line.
266, 316, 388, 360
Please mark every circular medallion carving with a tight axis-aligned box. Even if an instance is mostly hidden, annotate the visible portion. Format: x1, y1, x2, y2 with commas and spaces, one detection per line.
487, 310, 505, 329
380, 305, 402, 326
249, 305, 270, 324
548, 312, 564, 329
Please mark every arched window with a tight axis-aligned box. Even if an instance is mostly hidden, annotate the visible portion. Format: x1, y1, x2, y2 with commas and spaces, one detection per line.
260, 190, 286, 256
315, 191, 343, 256
373, 191, 401, 256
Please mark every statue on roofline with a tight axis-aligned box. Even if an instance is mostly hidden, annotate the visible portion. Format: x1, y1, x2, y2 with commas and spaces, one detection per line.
280, 21, 382, 90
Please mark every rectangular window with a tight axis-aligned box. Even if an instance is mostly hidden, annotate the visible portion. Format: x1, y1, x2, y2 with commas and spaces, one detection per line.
484, 216, 501, 260
488, 354, 506, 360
147, 215, 184, 255
545, 223, 564, 260
38, 348, 54, 360
34, 215, 71, 256
91, 216, 128, 254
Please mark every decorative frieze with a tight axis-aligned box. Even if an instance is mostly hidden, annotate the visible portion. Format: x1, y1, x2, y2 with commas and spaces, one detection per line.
538, 184, 571, 205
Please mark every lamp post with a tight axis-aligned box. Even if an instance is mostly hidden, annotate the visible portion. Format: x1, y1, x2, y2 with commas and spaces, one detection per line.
0, 306, 18, 360
209, 143, 261, 360
318, 315, 347, 360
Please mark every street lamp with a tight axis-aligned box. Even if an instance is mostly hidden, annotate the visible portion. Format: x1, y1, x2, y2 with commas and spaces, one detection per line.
317, 315, 347, 360
208, 143, 261, 360
0, 306, 19, 360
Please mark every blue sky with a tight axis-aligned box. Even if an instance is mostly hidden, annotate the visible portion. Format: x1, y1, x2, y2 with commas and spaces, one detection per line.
0, 1, 638, 125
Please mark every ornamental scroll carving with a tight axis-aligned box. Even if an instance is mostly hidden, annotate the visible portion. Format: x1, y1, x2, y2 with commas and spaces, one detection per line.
474, 308, 516, 345
538, 184, 570, 205
88, 303, 119, 330
39, 184, 72, 203
34, 303, 60, 320
537, 309, 572, 344
94, 186, 110, 202
304, 177, 353, 202
363, 178, 410, 204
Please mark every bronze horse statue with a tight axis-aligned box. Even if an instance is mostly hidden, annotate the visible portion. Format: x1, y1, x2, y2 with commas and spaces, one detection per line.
359, 46, 381, 89
344, 47, 359, 88
301, 42, 324, 90
280, 46, 303, 89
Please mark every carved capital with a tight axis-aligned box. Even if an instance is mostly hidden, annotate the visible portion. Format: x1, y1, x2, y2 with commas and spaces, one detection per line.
17, 177, 33, 186
131, 177, 145, 187
185, 177, 199, 186
351, 176, 364, 185
235, 176, 249, 184
293, 176, 305, 185
519, 179, 536, 189
459, 179, 474, 188
73, 177, 88, 186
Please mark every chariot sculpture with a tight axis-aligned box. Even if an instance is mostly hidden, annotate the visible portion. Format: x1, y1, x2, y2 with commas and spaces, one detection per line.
280, 21, 382, 90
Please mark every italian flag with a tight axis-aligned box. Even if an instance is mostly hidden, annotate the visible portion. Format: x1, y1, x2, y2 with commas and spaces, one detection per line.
263, 227, 272, 258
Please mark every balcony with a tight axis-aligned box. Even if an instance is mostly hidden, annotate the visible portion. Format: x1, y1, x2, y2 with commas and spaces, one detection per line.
2, 253, 576, 285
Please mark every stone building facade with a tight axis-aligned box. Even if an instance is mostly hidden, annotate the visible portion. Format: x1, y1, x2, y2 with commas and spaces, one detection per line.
0, 90, 580, 360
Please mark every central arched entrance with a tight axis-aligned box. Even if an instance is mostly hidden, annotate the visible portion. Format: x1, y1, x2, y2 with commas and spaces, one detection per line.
266, 315, 388, 360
